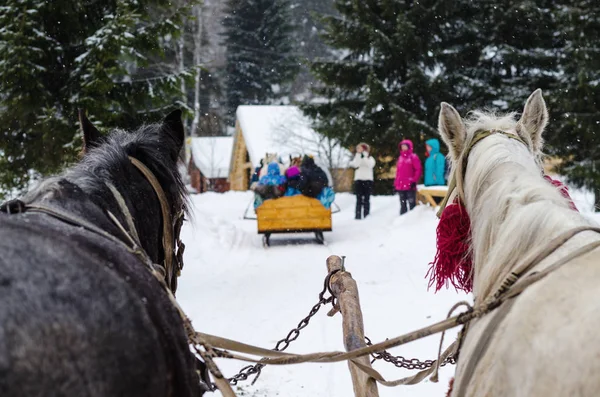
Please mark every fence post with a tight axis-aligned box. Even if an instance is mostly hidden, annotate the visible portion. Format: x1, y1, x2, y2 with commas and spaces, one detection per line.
326, 255, 379, 397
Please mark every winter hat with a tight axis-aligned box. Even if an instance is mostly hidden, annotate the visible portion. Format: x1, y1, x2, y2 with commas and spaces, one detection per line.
286, 166, 300, 178
357, 142, 370, 152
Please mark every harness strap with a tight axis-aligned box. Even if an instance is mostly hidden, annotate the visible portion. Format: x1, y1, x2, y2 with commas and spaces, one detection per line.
106, 181, 141, 246
128, 156, 175, 288
25, 204, 139, 253
453, 298, 517, 396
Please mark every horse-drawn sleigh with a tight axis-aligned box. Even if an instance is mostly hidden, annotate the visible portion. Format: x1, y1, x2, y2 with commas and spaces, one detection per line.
256, 194, 332, 246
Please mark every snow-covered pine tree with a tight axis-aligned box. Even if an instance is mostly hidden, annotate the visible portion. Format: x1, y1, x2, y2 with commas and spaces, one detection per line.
0, 0, 196, 196
305, 0, 576, 180
222, 0, 299, 124
436, 1, 564, 112
289, 0, 336, 101
548, 1, 600, 203
305, 0, 449, 168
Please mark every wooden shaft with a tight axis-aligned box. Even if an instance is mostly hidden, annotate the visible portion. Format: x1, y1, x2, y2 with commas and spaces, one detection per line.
326, 256, 379, 397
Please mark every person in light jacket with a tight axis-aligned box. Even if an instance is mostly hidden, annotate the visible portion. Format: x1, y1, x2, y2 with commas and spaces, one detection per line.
394, 139, 422, 215
349, 143, 376, 219
424, 138, 446, 186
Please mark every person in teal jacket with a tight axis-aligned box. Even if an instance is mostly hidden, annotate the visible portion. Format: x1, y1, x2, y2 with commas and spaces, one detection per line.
424, 138, 446, 186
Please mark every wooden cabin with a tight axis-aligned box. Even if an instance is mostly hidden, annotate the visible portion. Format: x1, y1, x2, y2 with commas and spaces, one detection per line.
187, 136, 234, 193
229, 105, 353, 192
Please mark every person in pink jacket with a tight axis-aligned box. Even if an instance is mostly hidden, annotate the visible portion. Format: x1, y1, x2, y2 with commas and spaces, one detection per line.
394, 139, 422, 214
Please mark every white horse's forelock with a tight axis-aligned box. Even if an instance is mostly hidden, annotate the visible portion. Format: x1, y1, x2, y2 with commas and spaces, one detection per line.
464, 110, 519, 136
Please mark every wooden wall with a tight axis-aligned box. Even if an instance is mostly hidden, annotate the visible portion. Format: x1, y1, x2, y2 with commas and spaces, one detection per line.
331, 168, 353, 192
229, 121, 253, 191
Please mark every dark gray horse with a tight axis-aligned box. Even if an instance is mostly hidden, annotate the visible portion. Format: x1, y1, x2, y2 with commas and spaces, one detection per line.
0, 110, 206, 397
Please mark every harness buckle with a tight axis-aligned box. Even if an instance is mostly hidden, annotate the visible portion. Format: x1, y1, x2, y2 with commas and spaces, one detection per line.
0, 199, 27, 214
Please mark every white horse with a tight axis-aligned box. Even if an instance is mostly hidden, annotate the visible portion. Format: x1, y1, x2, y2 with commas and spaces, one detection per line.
438, 89, 600, 397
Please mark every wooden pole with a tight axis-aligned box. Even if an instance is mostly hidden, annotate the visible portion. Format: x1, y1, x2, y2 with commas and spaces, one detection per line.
326, 255, 379, 397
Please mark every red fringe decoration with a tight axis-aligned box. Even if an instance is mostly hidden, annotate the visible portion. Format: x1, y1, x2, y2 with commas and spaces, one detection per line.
446, 377, 455, 397
543, 175, 579, 212
427, 176, 576, 295
427, 198, 473, 293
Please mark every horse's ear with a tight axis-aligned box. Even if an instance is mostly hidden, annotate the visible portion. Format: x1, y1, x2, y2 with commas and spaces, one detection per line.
78, 109, 101, 153
517, 89, 548, 152
438, 102, 466, 159
161, 109, 185, 149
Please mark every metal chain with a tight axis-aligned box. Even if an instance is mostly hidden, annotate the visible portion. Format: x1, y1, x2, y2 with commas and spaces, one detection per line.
364, 336, 456, 370
224, 269, 341, 387
203, 268, 455, 391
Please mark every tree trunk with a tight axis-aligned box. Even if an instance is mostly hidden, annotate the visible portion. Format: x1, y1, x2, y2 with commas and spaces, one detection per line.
190, 4, 203, 137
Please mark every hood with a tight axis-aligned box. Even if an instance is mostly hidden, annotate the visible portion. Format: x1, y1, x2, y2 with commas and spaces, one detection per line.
267, 162, 281, 176
399, 139, 414, 156
357, 142, 371, 153
302, 155, 316, 168
425, 138, 441, 154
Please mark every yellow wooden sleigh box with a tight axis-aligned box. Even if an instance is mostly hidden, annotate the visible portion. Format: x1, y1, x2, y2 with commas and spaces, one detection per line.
255, 195, 332, 246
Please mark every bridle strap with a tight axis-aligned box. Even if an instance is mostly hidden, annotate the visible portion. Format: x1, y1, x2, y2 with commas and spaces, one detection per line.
127, 156, 175, 287
436, 130, 527, 218
106, 181, 141, 246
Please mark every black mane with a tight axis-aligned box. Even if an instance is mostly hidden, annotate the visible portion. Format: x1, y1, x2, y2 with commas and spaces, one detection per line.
23, 118, 188, 267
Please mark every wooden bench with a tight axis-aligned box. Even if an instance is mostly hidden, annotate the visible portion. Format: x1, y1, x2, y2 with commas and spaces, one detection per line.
256, 195, 332, 246
416, 184, 448, 207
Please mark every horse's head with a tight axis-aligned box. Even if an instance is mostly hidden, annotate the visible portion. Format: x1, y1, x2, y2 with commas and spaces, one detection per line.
73, 109, 188, 292
437, 89, 549, 212
429, 90, 582, 299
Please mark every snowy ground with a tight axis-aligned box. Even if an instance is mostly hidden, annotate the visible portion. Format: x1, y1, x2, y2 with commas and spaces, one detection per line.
174, 186, 593, 397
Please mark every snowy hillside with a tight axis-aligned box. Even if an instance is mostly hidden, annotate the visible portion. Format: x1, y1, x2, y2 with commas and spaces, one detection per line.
177, 190, 597, 397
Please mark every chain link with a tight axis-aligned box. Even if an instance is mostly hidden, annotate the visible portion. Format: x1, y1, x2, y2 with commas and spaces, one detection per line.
224, 269, 341, 387
365, 336, 456, 370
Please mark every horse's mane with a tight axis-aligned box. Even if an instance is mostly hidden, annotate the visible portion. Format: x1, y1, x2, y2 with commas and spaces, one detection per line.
24, 123, 188, 216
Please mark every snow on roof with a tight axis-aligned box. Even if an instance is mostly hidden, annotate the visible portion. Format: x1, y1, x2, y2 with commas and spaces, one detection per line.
236, 105, 351, 169
189, 136, 234, 178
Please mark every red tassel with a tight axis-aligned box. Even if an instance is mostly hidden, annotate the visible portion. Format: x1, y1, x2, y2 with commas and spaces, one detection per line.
427, 198, 473, 293
543, 175, 578, 212
446, 377, 455, 397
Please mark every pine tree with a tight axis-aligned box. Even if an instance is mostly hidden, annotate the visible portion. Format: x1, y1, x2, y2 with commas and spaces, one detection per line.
436, 1, 564, 112
305, 0, 573, 177
289, 0, 336, 100
305, 0, 451, 169
547, 2, 600, 203
0, 0, 196, 196
222, 0, 299, 123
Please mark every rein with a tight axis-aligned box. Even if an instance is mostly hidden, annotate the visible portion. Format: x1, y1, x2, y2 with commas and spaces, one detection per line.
127, 156, 184, 292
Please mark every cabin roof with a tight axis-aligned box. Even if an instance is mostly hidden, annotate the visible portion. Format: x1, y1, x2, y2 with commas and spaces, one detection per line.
189, 136, 234, 178
236, 105, 351, 168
